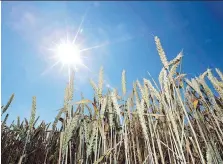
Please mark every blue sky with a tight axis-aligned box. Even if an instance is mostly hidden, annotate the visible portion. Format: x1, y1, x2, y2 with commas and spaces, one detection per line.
2, 1, 223, 123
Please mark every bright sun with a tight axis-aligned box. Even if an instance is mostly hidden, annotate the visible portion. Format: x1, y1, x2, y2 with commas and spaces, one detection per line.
43, 6, 108, 76
56, 41, 82, 66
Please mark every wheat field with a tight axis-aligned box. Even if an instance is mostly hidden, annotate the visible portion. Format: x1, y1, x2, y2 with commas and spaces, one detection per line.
1, 36, 223, 164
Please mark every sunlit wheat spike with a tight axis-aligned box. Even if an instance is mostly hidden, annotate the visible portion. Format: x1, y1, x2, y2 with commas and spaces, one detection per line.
198, 77, 222, 115
90, 79, 98, 96
163, 69, 171, 103
83, 119, 89, 142
62, 114, 79, 155
111, 91, 122, 123
136, 80, 145, 98
98, 66, 104, 99
136, 99, 149, 143
137, 80, 149, 107
159, 67, 165, 88
113, 88, 121, 100
29, 96, 36, 129
207, 69, 223, 99
198, 78, 212, 98
143, 80, 150, 107
191, 78, 203, 97
2, 93, 14, 115
133, 82, 140, 103
108, 95, 114, 128
100, 96, 107, 118
127, 97, 131, 112
69, 71, 74, 101
216, 68, 223, 82
175, 73, 186, 82
185, 78, 194, 90
200, 70, 208, 80
144, 78, 160, 100
169, 50, 183, 66
122, 70, 126, 96
169, 60, 181, 77
64, 84, 70, 110
154, 36, 169, 69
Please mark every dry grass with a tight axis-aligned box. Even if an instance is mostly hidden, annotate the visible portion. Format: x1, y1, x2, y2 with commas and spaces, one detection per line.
1, 36, 223, 164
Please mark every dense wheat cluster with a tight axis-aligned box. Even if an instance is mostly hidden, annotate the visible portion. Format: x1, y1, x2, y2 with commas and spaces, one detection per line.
1, 36, 223, 164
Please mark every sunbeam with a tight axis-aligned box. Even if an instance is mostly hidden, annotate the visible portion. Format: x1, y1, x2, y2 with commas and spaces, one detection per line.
72, 6, 91, 45
44, 4, 144, 79
41, 60, 60, 76
79, 42, 110, 53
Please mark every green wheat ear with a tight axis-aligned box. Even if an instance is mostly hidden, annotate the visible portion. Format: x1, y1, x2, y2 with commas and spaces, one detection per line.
1, 93, 14, 116
29, 96, 36, 130
52, 108, 65, 130
62, 114, 79, 155
2, 114, 9, 126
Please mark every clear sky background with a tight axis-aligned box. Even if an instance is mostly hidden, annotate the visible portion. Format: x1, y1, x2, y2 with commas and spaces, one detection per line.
2, 1, 223, 124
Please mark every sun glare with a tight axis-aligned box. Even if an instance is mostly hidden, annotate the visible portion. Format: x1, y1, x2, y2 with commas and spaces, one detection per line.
42, 6, 104, 77
56, 41, 82, 66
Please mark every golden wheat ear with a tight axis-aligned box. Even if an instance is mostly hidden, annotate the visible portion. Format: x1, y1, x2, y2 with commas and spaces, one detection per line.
154, 36, 169, 69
